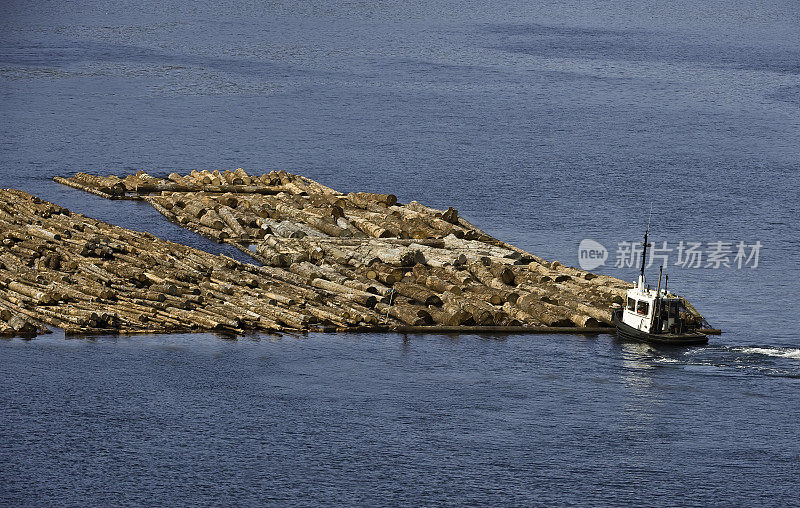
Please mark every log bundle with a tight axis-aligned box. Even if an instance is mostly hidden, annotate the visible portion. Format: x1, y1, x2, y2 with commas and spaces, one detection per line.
0, 188, 409, 336
55, 169, 487, 243
41, 169, 658, 336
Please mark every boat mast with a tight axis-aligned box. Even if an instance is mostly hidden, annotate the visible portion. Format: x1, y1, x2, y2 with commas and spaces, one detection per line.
656, 265, 662, 294
639, 206, 651, 290
653, 265, 663, 332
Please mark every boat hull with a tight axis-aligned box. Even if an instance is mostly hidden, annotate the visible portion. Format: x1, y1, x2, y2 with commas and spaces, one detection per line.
612, 310, 708, 346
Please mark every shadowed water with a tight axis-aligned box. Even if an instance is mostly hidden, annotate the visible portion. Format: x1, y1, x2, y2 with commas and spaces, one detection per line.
1, 0, 799, 505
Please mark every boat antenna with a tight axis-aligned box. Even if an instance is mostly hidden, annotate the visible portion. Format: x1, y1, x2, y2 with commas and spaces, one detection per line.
656, 265, 663, 295
639, 205, 652, 284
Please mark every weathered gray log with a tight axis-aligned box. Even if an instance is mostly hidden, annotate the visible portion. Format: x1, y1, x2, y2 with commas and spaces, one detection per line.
369, 247, 424, 267
254, 244, 291, 267
270, 219, 311, 238
263, 236, 308, 264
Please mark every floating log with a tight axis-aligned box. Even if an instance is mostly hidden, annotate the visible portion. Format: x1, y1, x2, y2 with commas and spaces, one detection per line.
310, 278, 378, 308
514, 294, 575, 327
377, 302, 433, 326
392, 281, 442, 307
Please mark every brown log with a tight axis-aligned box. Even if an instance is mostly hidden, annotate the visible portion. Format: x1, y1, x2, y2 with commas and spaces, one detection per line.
514, 295, 574, 327
502, 302, 541, 325
490, 264, 515, 285
376, 302, 432, 326
441, 293, 493, 325
347, 192, 397, 208
362, 263, 404, 286
332, 298, 381, 325
392, 281, 442, 307
439, 301, 475, 326
7, 281, 59, 305
183, 199, 208, 219
558, 299, 614, 326
466, 261, 514, 292
463, 284, 503, 306
310, 278, 378, 308
5, 314, 39, 335
198, 209, 225, 230
349, 216, 390, 238
217, 205, 247, 237
413, 272, 462, 296
305, 305, 350, 327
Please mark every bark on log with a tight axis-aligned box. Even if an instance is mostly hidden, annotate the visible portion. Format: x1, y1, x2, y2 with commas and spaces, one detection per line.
199, 209, 225, 230
217, 205, 247, 237
376, 302, 433, 326
310, 278, 378, 308
441, 293, 494, 325
392, 281, 442, 307
514, 295, 574, 327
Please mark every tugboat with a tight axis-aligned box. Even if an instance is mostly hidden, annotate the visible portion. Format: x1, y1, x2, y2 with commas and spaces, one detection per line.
612, 223, 708, 346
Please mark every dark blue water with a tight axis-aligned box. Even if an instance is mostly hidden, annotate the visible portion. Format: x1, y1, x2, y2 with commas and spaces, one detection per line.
2, 1, 799, 505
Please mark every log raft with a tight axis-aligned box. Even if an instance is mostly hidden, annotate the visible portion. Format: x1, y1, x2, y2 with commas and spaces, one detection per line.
0, 168, 712, 338
0, 303, 51, 337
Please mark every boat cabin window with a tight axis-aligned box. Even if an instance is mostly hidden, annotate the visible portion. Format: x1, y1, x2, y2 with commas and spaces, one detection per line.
627, 297, 636, 311
636, 301, 649, 316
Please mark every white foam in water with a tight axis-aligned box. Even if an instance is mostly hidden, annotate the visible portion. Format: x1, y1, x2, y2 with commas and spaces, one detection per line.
739, 347, 800, 360
654, 357, 681, 364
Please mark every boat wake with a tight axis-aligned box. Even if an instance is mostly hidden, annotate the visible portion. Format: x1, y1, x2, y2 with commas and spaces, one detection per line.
639, 344, 800, 379
735, 347, 800, 360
